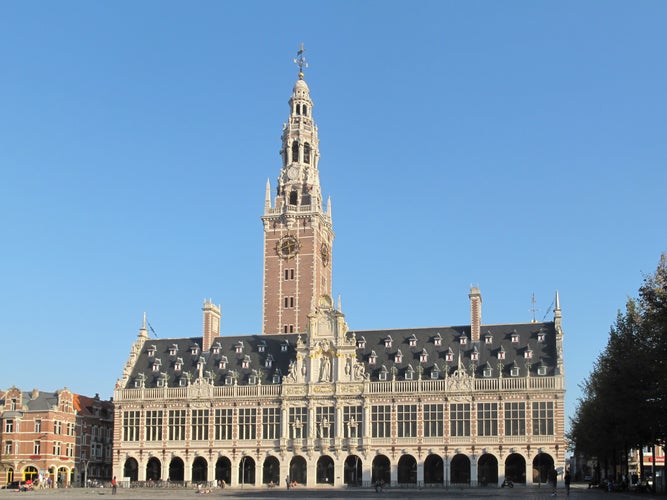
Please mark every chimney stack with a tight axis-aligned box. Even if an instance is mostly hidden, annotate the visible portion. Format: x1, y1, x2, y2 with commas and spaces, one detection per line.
202, 299, 221, 351
469, 286, 482, 342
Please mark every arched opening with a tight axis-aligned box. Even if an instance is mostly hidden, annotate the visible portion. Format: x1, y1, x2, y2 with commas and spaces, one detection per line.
477, 453, 498, 486
289, 456, 307, 485
295, 104, 301, 115
303, 105, 308, 116
291, 141, 299, 163
238, 456, 255, 486
397, 454, 417, 484
215, 456, 231, 486
289, 190, 298, 205
450, 454, 470, 485
533, 452, 554, 484
344, 455, 362, 486
316, 455, 334, 484
304, 143, 311, 164
192, 456, 207, 483
372, 455, 391, 486
57, 467, 69, 487
123, 458, 139, 482
168, 456, 185, 482
146, 457, 161, 481
6, 468, 14, 484
23, 466, 38, 482
262, 456, 280, 485
424, 454, 443, 484
505, 453, 526, 484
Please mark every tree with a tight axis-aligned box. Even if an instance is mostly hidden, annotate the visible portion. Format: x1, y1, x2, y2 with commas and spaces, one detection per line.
569, 253, 667, 473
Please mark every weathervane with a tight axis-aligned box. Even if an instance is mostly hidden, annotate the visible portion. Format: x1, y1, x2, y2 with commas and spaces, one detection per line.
293, 43, 308, 79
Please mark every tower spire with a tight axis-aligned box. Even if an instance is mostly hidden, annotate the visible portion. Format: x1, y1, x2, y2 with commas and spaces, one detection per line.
260, 48, 334, 335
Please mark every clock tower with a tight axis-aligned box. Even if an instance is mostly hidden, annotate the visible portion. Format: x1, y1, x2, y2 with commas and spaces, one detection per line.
261, 46, 334, 334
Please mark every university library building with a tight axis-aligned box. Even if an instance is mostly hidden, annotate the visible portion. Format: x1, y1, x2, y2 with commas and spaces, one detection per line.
112, 50, 566, 489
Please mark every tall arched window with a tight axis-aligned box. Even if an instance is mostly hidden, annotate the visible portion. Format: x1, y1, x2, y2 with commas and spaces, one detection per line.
289, 191, 298, 205
304, 143, 311, 164
303, 105, 308, 116
295, 104, 301, 115
291, 141, 299, 163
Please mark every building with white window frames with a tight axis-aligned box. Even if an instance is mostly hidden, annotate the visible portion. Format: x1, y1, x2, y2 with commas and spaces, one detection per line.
112, 47, 566, 489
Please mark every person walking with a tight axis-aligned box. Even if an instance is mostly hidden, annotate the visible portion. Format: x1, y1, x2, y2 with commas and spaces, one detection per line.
111, 476, 117, 495
564, 469, 571, 496
548, 467, 558, 496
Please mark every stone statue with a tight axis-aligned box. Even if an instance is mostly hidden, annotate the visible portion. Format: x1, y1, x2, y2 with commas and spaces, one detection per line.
319, 355, 331, 382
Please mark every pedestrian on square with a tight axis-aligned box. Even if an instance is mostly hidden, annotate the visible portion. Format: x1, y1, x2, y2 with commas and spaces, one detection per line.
564, 469, 571, 496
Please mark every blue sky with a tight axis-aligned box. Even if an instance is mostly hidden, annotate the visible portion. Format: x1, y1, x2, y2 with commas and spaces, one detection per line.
1, 1, 665, 428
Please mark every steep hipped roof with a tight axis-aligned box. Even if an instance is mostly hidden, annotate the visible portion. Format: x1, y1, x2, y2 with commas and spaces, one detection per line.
124, 321, 557, 389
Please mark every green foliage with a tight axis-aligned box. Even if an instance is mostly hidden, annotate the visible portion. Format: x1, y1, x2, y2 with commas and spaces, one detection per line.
569, 253, 667, 464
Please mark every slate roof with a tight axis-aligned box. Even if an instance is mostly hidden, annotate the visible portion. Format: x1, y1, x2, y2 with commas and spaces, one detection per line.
126, 321, 557, 388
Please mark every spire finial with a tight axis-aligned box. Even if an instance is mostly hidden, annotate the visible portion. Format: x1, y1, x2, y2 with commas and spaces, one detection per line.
293, 43, 308, 79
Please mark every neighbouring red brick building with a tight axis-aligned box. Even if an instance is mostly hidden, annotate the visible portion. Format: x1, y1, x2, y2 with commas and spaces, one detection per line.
0, 387, 113, 487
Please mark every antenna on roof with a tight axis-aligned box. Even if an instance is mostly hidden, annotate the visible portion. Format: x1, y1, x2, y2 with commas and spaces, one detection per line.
147, 320, 158, 338
530, 293, 538, 323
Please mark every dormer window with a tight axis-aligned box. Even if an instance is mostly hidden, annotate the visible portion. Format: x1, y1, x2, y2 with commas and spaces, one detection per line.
258, 342, 266, 353
524, 348, 533, 360
511, 331, 519, 343
235, 341, 244, 354
248, 373, 258, 385
218, 356, 228, 370
152, 359, 161, 372
265, 354, 274, 368
537, 363, 547, 376
242, 355, 251, 369
378, 365, 388, 381
281, 340, 289, 352
211, 342, 221, 355
273, 370, 282, 384
178, 377, 187, 387
420, 349, 428, 363
498, 346, 506, 360
433, 332, 442, 347
510, 363, 520, 377
225, 375, 234, 385
459, 334, 468, 345
134, 373, 145, 388
405, 365, 415, 380
156, 373, 168, 388
147, 345, 156, 358
484, 332, 493, 344
537, 330, 546, 342
369, 350, 377, 365
357, 337, 366, 349
394, 349, 403, 363
409, 334, 418, 347
483, 362, 493, 378
384, 335, 393, 348
431, 365, 440, 379
196, 359, 205, 371
169, 344, 178, 356
174, 358, 183, 371
445, 348, 454, 363
471, 347, 479, 362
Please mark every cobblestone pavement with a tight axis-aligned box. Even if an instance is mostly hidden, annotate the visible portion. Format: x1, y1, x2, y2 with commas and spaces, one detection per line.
0, 483, 646, 500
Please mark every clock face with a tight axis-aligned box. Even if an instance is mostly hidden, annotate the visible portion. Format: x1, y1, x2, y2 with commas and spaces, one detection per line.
287, 166, 299, 180
276, 235, 300, 259
320, 243, 330, 266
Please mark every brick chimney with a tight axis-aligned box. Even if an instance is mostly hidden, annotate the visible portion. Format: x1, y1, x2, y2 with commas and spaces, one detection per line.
469, 286, 482, 342
202, 299, 221, 351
